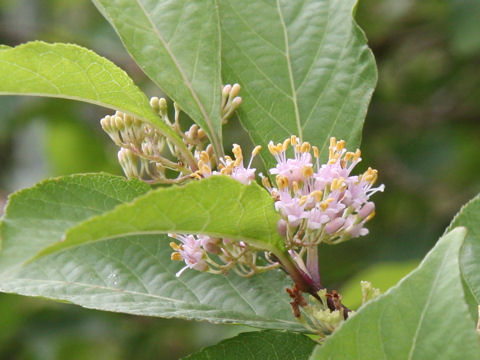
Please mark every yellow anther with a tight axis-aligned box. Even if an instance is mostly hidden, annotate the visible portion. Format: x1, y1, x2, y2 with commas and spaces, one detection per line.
199, 151, 210, 164
262, 176, 272, 188
201, 164, 212, 175
354, 149, 361, 160
197, 160, 206, 169
310, 190, 323, 202
170, 242, 182, 251
362, 168, 378, 184
302, 166, 314, 178
366, 210, 376, 221
292, 181, 300, 193
301, 142, 311, 153
344, 152, 354, 162
331, 177, 345, 190
330, 137, 337, 149
232, 144, 243, 158
171, 252, 183, 261
222, 163, 234, 175
282, 138, 291, 151
291, 135, 298, 145
320, 198, 334, 211
218, 163, 225, 170
295, 144, 302, 153
313, 146, 319, 158
276, 175, 289, 190
299, 196, 308, 206
191, 172, 202, 179
252, 145, 262, 157
224, 155, 233, 163
336, 140, 345, 150
268, 141, 278, 155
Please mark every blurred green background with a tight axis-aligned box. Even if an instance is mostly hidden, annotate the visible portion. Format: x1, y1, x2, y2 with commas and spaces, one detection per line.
0, 0, 479, 358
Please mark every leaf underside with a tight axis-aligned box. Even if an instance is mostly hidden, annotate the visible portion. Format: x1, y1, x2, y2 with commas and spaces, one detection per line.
0, 174, 302, 331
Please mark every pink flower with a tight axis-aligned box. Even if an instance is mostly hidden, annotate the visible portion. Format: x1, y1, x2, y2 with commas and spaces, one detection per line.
269, 138, 313, 184
169, 234, 208, 277
274, 191, 307, 227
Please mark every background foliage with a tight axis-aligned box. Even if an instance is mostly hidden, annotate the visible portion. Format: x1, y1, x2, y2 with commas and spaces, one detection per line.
0, 0, 479, 358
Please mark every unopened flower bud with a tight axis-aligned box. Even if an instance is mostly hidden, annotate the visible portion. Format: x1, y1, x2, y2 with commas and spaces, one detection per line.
358, 202, 375, 219
277, 219, 287, 236
324, 217, 345, 235
230, 83, 241, 98
158, 98, 168, 117
124, 113, 134, 127
231, 96, 242, 107
100, 115, 111, 131
222, 84, 232, 97
150, 97, 160, 113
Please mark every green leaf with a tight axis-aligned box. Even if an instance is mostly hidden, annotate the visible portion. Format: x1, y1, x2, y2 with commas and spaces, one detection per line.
0, 174, 150, 273
0, 45, 11, 50
219, 0, 377, 168
448, 194, 480, 309
37, 176, 285, 258
0, 42, 192, 155
91, 0, 223, 155
183, 330, 317, 360
0, 174, 303, 330
310, 228, 480, 359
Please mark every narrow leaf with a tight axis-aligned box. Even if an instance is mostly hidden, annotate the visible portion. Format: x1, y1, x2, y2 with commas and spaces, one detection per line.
0, 41, 183, 147
311, 228, 480, 359
91, 0, 223, 154
37, 176, 285, 258
0, 175, 302, 330
220, 0, 377, 168
183, 330, 317, 360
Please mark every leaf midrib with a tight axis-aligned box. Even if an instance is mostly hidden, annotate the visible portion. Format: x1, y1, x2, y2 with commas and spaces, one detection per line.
0, 277, 301, 327
133, 0, 222, 155
407, 240, 452, 359
276, 0, 302, 140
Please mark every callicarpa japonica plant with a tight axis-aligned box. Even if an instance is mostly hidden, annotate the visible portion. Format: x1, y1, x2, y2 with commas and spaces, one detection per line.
0, 1, 480, 359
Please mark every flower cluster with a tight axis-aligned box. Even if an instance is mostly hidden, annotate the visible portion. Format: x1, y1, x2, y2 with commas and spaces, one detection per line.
100, 83, 243, 184
100, 84, 279, 278
260, 136, 384, 289
101, 82, 382, 281
101, 82, 385, 338
263, 136, 384, 248
169, 143, 280, 277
